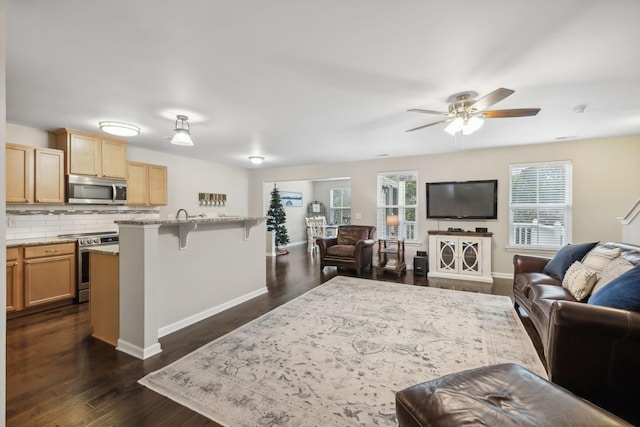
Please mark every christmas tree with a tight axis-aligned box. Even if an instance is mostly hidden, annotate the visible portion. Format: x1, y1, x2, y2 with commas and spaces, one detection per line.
267, 184, 290, 254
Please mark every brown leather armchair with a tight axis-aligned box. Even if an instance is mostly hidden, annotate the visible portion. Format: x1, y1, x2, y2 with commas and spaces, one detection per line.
317, 225, 376, 276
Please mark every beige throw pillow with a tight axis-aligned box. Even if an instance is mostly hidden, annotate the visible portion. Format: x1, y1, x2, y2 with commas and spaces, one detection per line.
562, 261, 598, 301
582, 246, 622, 273
591, 256, 634, 295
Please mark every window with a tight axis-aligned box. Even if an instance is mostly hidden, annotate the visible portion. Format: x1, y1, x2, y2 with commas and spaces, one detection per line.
330, 188, 351, 225
509, 161, 572, 249
377, 171, 418, 241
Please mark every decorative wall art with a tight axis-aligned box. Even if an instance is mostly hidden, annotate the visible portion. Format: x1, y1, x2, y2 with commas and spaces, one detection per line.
280, 191, 303, 207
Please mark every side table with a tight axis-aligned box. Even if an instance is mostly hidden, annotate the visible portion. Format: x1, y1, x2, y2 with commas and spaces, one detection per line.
377, 239, 406, 277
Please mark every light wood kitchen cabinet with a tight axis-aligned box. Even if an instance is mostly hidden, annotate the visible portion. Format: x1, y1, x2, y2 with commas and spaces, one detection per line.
23, 243, 76, 308
5, 143, 64, 204
55, 128, 128, 179
6, 247, 23, 312
126, 161, 167, 206
90, 252, 119, 346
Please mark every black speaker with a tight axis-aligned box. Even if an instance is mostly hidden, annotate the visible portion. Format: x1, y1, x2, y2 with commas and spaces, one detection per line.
475, 227, 488, 233
414, 256, 428, 276
416, 250, 427, 257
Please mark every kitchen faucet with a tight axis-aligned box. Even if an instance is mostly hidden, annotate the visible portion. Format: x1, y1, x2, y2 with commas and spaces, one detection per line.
176, 208, 189, 220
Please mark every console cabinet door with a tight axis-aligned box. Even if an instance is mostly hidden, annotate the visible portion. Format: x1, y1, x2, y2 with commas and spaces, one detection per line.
23, 243, 76, 308
6, 143, 34, 203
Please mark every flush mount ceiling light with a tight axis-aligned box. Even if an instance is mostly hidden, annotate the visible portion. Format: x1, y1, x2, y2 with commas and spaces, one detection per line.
98, 121, 140, 137
249, 156, 265, 164
171, 115, 194, 146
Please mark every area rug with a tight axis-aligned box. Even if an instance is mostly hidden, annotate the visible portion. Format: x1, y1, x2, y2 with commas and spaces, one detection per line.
139, 276, 546, 426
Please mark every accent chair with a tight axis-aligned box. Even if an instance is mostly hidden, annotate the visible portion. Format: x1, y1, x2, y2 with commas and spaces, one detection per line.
317, 225, 376, 276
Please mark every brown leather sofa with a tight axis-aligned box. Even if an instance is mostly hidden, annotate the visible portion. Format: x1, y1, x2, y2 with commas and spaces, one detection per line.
513, 242, 640, 422
317, 225, 376, 276
396, 363, 631, 426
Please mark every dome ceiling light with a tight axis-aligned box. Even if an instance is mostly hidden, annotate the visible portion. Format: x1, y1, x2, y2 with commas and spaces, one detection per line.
99, 121, 140, 137
249, 156, 265, 164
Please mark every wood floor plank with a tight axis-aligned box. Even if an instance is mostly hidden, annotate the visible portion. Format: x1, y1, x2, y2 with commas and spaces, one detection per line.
6, 245, 533, 426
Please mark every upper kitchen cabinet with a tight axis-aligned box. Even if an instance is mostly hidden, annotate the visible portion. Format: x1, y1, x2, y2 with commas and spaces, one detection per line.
127, 161, 167, 206
54, 128, 128, 179
6, 143, 65, 204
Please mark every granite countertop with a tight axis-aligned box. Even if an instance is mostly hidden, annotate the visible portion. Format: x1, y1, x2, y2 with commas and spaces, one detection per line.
85, 244, 119, 256
7, 236, 78, 248
115, 215, 268, 226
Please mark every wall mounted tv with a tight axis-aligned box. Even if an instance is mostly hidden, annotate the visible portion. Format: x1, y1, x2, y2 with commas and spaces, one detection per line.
426, 179, 498, 220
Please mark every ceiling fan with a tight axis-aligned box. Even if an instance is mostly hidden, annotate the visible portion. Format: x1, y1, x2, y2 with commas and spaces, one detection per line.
406, 88, 540, 135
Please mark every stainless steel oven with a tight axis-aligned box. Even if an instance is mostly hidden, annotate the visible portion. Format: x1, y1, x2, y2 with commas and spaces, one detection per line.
59, 231, 119, 303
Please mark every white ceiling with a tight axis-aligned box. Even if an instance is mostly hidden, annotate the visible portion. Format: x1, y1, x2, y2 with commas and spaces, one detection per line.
6, 1, 640, 169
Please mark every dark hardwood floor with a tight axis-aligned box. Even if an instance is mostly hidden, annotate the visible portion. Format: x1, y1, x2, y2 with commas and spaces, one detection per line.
6, 245, 541, 426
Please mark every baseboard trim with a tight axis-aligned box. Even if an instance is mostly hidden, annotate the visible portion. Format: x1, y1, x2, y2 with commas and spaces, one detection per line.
116, 340, 162, 360
492, 272, 514, 280
157, 286, 269, 338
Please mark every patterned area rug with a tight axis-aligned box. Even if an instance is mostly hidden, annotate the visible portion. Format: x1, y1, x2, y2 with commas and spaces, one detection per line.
139, 276, 546, 426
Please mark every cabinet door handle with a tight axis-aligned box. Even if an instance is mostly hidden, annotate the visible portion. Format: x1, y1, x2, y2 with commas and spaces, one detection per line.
13, 262, 18, 266
25, 261, 31, 264
45, 249, 58, 253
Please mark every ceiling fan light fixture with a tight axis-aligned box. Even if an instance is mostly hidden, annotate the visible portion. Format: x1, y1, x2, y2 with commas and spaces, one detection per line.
444, 117, 464, 135
249, 156, 265, 164
170, 115, 194, 146
99, 121, 140, 137
462, 116, 484, 135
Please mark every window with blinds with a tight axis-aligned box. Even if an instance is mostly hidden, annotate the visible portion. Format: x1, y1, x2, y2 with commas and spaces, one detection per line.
376, 171, 418, 241
509, 161, 572, 249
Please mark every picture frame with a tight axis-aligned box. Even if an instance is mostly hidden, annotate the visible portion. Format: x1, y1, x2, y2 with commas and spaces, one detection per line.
280, 191, 303, 207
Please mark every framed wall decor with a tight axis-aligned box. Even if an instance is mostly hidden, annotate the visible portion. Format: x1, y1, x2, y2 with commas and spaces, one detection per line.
280, 191, 303, 207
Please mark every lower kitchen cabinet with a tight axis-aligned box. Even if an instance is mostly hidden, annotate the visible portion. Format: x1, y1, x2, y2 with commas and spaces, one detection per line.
24, 243, 76, 307
6, 247, 23, 312
90, 252, 119, 346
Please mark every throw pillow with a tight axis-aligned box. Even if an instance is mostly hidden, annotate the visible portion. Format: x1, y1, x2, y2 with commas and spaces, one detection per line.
591, 256, 634, 295
582, 246, 622, 273
588, 264, 640, 312
562, 261, 598, 301
542, 242, 599, 280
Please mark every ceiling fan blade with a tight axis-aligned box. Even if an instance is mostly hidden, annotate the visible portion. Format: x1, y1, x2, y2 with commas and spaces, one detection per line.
468, 88, 515, 112
407, 108, 449, 115
480, 108, 541, 118
406, 118, 450, 132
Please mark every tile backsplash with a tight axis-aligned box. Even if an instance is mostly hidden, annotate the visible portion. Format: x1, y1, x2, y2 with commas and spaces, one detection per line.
6, 204, 160, 240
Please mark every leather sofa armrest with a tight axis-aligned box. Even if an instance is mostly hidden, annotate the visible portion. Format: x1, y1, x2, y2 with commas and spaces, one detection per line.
317, 237, 337, 250
513, 254, 551, 275
546, 300, 640, 395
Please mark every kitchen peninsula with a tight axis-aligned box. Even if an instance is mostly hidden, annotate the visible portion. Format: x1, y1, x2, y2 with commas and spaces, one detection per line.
115, 216, 268, 359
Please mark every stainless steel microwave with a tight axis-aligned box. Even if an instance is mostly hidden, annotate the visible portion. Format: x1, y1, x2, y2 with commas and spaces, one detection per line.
67, 174, 127, 205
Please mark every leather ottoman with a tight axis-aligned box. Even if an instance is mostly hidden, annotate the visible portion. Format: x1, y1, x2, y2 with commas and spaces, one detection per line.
395, 363, 631, 427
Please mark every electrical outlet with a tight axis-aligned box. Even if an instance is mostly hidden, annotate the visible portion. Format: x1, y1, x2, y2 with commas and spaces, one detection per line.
8, 216, 18, 227
355, 213, 362, 220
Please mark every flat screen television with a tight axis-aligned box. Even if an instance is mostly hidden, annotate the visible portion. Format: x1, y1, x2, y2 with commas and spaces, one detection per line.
426, 180, 498, 219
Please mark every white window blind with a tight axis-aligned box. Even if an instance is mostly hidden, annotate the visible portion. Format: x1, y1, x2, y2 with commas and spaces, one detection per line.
509, 161, 572, 249
376, 171, 418, 241
330, 188, 351, 225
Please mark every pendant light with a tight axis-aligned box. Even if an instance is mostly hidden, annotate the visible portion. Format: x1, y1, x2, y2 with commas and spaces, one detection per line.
171, 115, 194, 146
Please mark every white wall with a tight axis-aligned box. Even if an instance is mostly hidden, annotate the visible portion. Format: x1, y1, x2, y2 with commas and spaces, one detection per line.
1, 0, 7, 421
249, 136, 640, 276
